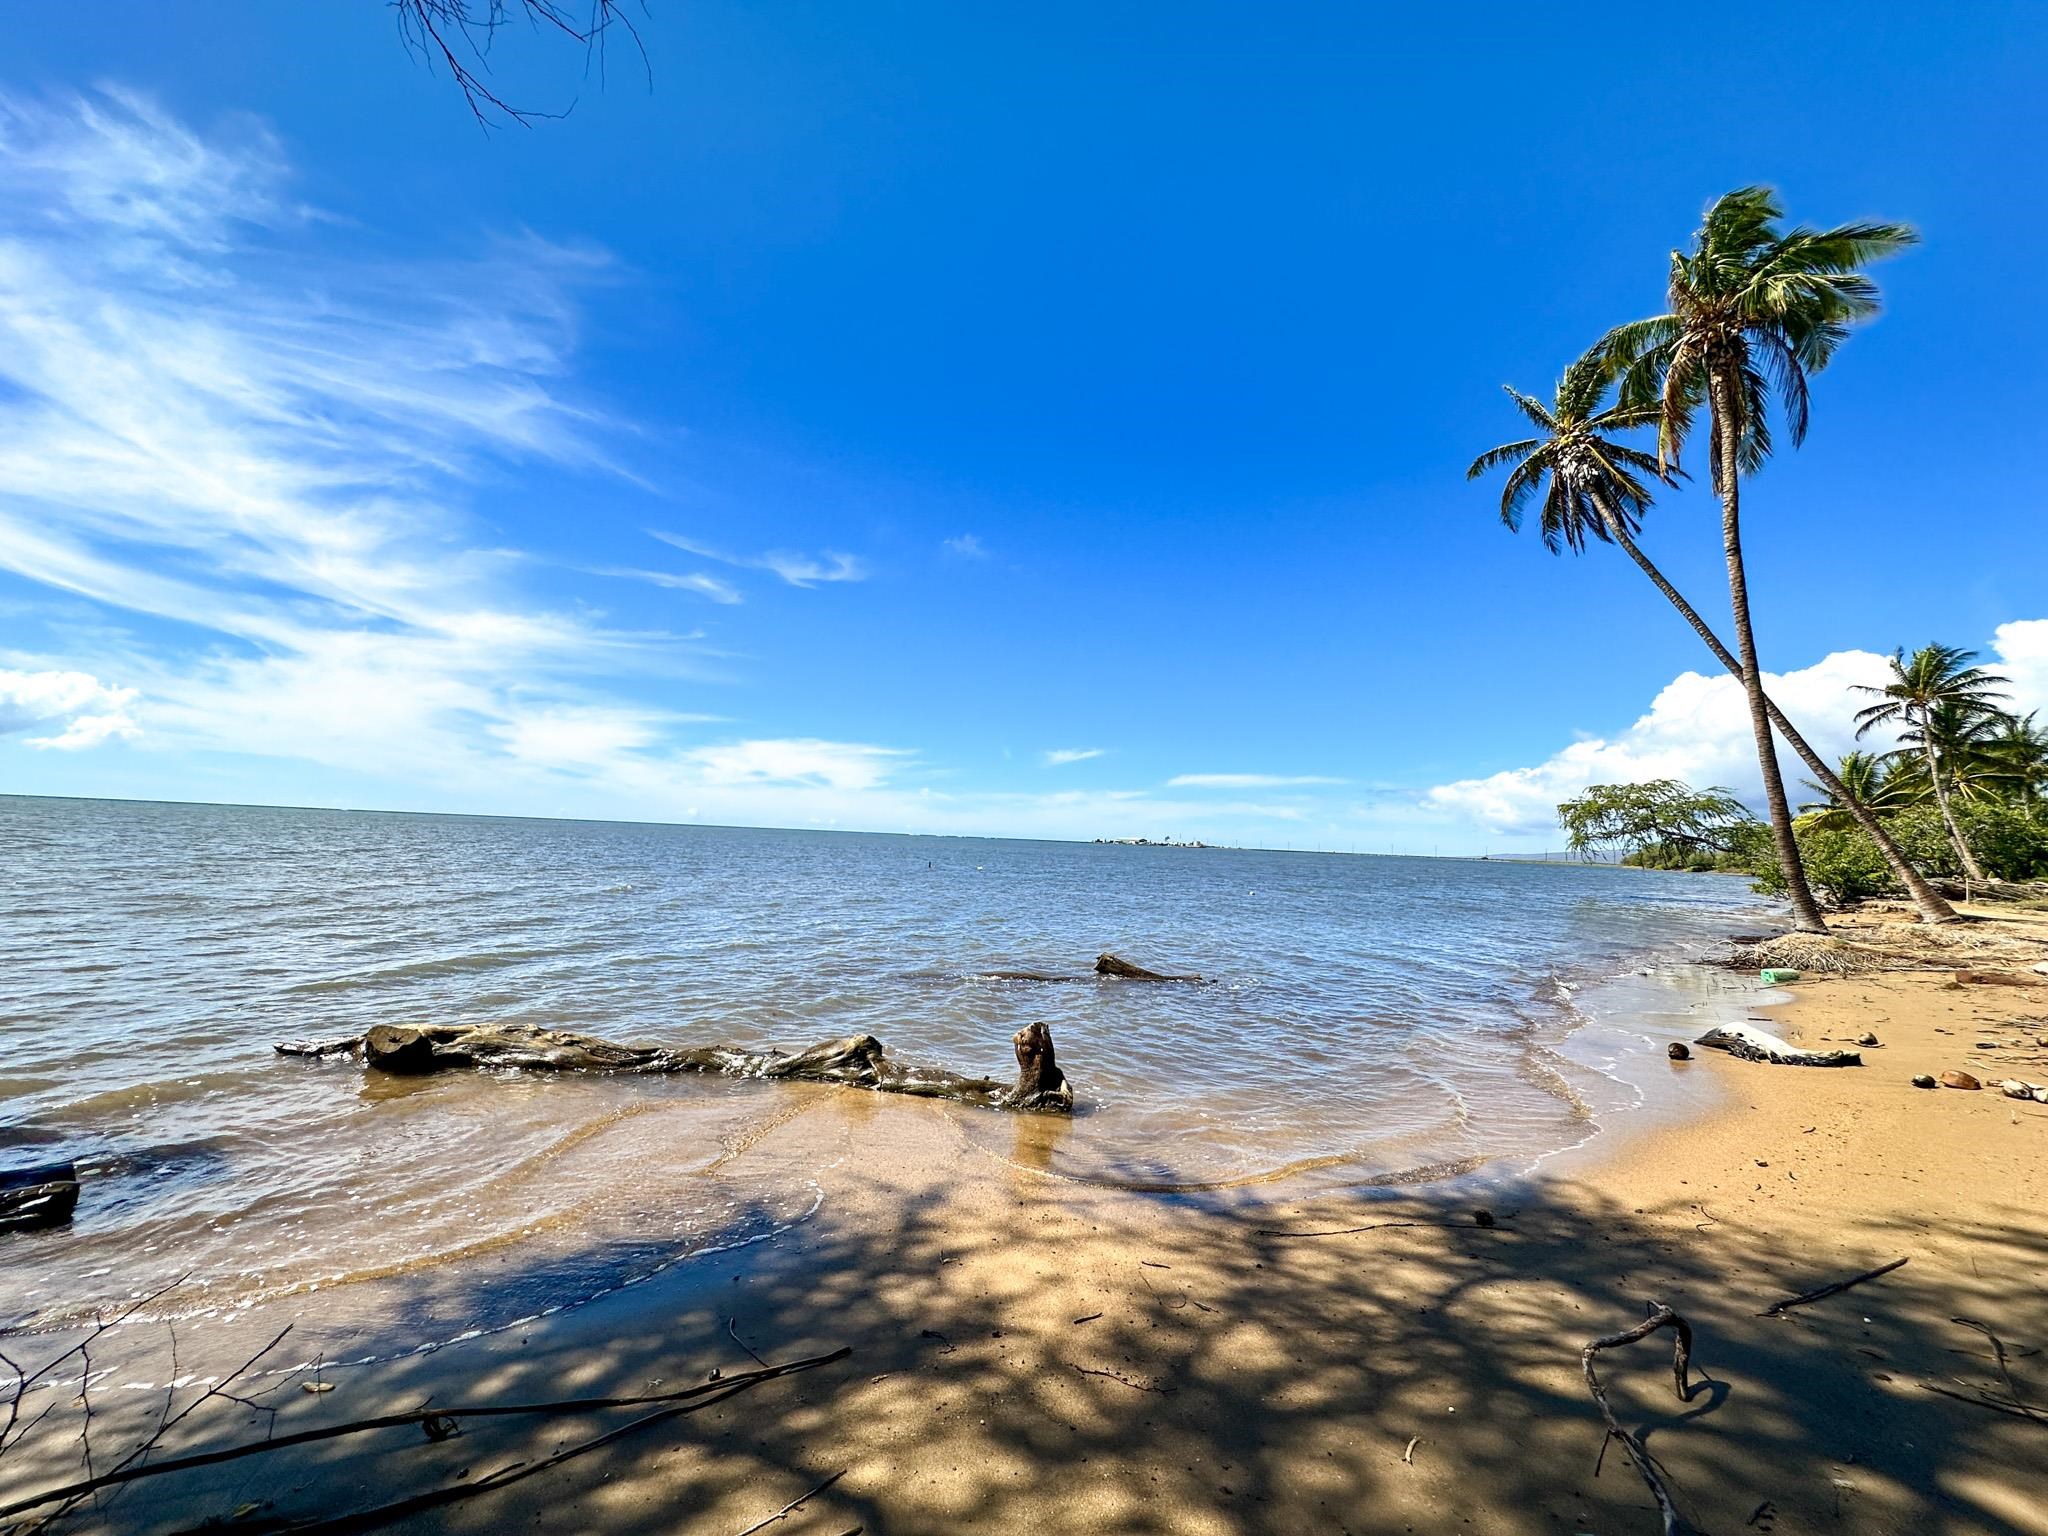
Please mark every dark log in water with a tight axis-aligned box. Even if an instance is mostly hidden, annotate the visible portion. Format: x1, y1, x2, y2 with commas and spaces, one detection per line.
279, 1022, 1073, 1113
1094, 952, 1202, 982
0, 1161, 80, 1233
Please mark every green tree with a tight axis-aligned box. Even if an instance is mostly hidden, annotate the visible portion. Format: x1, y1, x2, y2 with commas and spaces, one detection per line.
1599, 188, 1918, 934
1853, 644, 2010, 882
1558, 781, 1760, 866
1469, 357, 1958, 921
1989, 712, 2048, 810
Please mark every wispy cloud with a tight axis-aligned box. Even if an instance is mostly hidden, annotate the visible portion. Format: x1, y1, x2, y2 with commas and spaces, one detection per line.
594, 567, 744, 604
1167, 773, 1348, 789
0, 86, 693, 783
681, 737, 908, 792
1044, 747, 1106, 766
942, 533, 988, 559
650, 531, 867, 589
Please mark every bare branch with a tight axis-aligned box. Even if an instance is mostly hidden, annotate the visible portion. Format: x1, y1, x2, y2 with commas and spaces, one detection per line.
391, 1, 651, 129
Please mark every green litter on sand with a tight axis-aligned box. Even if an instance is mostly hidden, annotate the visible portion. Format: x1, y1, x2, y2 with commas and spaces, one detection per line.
1760, 967, 1802, 985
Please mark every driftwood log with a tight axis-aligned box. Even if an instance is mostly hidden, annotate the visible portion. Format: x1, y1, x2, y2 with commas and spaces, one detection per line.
279, 1022, 1072, 1113
1694, 1023, 1861, 1068
0, 1161, 79, 1234
1094, 952, 1202, 982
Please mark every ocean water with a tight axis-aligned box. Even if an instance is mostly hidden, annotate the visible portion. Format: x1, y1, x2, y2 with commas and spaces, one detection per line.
0, 796, 1767, 1334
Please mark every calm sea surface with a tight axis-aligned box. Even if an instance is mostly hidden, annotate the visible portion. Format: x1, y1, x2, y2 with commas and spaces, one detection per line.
0, 796, 1767, 1334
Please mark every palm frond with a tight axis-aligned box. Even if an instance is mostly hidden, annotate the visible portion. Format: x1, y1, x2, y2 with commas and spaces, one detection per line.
1466, 438, 1542, 481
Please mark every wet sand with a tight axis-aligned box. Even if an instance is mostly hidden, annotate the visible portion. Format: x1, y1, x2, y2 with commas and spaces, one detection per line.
6, 908, 2047, 1535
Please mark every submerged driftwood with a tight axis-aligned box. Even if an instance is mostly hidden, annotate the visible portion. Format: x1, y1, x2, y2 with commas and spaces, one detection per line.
0, 1161, 80, 1233
1094, 952, 1203, 982
970, 953, 1205, 984
1694, 1023, 1862, 1068
279, 1022, 1072, 1112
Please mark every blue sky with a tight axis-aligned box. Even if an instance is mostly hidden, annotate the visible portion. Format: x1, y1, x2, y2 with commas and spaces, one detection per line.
1, 2, 2044, 850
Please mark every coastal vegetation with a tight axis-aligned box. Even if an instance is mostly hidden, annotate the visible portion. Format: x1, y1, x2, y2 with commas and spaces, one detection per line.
1556, 643, 2048, 903
1469, 186, 2035, 922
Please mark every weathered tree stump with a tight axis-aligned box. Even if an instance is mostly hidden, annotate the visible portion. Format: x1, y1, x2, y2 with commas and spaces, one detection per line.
1, 1161, 79, 1234
281, 1022, 1073, 1113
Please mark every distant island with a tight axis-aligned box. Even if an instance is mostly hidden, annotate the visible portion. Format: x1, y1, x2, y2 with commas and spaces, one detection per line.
1092, 836, 1214, 848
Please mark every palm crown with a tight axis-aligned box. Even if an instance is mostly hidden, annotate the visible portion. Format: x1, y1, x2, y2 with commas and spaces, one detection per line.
1598, 187, 1917, 484
1466, 356, 1674, 554
1853, 644, 2010, 747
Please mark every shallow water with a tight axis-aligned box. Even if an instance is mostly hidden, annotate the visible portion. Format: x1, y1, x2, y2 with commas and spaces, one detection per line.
0, 795, 1768, 1332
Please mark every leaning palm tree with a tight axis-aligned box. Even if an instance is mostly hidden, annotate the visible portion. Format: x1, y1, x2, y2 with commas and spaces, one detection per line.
1599, 188, 1918, 934
1854, 644, 2010, 882
1469, 358, 1957, 921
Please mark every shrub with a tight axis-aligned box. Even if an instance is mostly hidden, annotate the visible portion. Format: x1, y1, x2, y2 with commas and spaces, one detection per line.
1747, 824, 1899, 905
1884, 803, 2048, 882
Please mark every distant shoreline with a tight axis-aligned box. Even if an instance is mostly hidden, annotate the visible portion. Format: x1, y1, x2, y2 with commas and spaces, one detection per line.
0, 790, 1611, 864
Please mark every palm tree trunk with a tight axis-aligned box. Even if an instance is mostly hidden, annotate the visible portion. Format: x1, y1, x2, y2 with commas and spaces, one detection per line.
1707, 366, 1827, 933
1920, 716, 1986, 883
1594, 498, 1959, 923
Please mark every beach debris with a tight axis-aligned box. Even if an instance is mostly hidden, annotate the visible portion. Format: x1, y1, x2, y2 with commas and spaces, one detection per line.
1939, 1070, 1983, 1091
1996, 1078, 2048, 1102
1070, 1362, 1176, 1394
1759, 967, 1802, 985
1912, 1075, 1938, 1089
0, 1347, 851, 1527
1759, 1256, 1909, 1317
1694, 1023, 1861, 1068
1857, 1032, 1880, 1046
1472, 1209, 1496, 1227
1953, 969, 2046, 988
1580, 1302, 1702, 1536
0, 1160, 79, 1234
730, 1469, 848, 1536
2034, 962, 2048, 976
278, 1022, 1073, 1113
1095, 952, 1203, 982
1667, 1042, 1691, 1060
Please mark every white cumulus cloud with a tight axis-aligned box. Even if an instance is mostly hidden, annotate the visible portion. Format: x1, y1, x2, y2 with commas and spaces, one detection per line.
0, 666, 139, 749
1044, 747, 1106, 766
1426, 625, 2048, 839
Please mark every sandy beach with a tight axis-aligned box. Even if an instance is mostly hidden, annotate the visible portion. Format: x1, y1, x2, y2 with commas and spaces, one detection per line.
6, 907, 2048, 1536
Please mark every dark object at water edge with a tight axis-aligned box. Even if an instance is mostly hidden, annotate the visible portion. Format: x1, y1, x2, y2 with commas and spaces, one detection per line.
280, 1022, 1072, 1113
1, 1161, 79, 1233
1095, 952, 1202, 983
1667, 1042, 1691, 1061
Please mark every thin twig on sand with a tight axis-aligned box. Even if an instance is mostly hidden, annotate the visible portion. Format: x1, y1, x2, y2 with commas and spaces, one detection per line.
1070, 1364, 1175, 1395
1758, 1257, 1908, 1317
1951, 1317, 2043, 1422
730, 1469, 847, 1536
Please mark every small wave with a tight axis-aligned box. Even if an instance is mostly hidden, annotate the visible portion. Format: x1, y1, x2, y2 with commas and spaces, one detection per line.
282, 946, 585, 993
